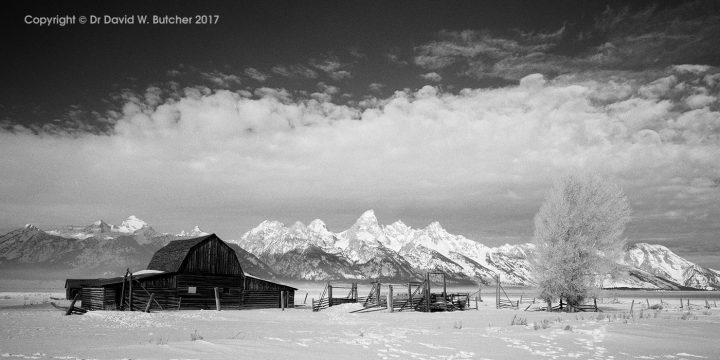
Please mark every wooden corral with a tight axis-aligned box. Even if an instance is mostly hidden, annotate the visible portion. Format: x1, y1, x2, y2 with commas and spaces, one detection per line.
492, 274, 599, 312
312, 283, 358, 311
311, 272, 477, 313
65, 234, 296, 311
359, 272, 473, 312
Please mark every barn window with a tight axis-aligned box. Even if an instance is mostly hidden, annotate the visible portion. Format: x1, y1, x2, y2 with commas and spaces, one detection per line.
223, 287, 230, 294
188, 286, 197, 294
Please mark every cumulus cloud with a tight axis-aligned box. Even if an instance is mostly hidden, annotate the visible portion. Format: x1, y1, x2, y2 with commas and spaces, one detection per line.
2, 67, 719, 241
310, 55, 353, 81
420, 72, 442, 82
244, 67, 269, 82
200, 71, 242, 88
368, 83, 384, 93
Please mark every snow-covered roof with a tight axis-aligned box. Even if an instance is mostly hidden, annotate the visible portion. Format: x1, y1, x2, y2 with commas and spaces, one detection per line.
132, 269, 165, 276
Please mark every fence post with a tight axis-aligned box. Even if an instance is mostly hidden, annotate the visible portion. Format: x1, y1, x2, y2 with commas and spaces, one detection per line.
328, 285, 333, 307
281, 291, 285, 311
426, 273, 431, 313
128, 272, 133, 311
387, 285, 393, 312
214, 287, 221, 311
66, 293, 80, 315
120, 270, 127, 310
442, 274, 447, 298
376, 282, 381, 306
145, 293, 155, 313
630, 299, 635, 318
496, 275, 500, 309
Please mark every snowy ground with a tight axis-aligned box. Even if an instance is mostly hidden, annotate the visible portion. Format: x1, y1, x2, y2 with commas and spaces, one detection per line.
1, 290, 719, 360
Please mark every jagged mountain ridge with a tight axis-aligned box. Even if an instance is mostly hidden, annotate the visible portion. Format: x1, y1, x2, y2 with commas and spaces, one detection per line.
232, 210, 720, 290
0, 217, 273, 279
1, 212, 718, 290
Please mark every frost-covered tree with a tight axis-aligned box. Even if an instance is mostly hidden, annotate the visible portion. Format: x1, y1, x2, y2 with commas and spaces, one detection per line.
531, 174, 631, 311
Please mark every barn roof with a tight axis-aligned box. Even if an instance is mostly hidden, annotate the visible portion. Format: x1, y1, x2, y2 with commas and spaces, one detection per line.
244, 273, 298, 290
146, 234, 216, 272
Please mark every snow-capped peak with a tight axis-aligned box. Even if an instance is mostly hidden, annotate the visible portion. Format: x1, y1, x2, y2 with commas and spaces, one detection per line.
358, 209, 378, 222
250, 220, 286, 237
425, 221, 448, 235
307, 219, 328, 233
387, 220, 410, 232
624, 243, 720, 289
117, 215, 149, 233
289, 220, 307, 231
24, 224, 41, 232
177, 226, 209, 237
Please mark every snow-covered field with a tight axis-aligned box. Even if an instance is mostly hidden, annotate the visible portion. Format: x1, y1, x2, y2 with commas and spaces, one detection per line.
1, 290, 719, 360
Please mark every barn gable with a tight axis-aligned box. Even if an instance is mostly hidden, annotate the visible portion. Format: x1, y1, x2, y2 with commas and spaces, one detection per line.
147, 234, 243, 276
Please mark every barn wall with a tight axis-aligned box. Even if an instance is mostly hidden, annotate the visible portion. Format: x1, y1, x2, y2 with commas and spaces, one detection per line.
175, 274, 243, 309
80, 287, 116, 311
139, 274, 176, 289
180, 238, 243, 275
127, 288, 179, 310
119, 274, 243, 310
242, 276, 295, 309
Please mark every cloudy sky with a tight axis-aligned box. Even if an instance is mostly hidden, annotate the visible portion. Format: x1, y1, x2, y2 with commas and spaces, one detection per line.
2, 0, 719, 267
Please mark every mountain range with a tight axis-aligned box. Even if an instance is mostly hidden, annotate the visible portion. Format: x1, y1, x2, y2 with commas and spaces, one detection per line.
1, 211, 718, 290
230, 210, 720, 290
0, 216, 273, 279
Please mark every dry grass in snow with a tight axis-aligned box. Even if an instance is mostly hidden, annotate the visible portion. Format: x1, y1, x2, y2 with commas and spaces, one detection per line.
0, 292, 719, 359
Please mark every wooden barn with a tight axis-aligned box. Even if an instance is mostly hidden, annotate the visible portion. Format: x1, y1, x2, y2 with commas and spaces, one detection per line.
65, 234, 296, 311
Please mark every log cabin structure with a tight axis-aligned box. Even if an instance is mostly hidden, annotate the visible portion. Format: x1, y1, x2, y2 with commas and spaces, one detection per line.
65, 234, 296, 311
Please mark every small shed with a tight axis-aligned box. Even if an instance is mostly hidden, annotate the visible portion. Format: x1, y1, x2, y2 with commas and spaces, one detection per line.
242, 273, 296, 309
65, 234, 296, 311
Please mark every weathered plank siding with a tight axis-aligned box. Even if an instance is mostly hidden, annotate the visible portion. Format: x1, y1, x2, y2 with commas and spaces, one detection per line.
139, 275, 176, 289
80, 287, 116, 311
243, 275, 295, 308
180, 238, 243, 276
175, 274, 242, 309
